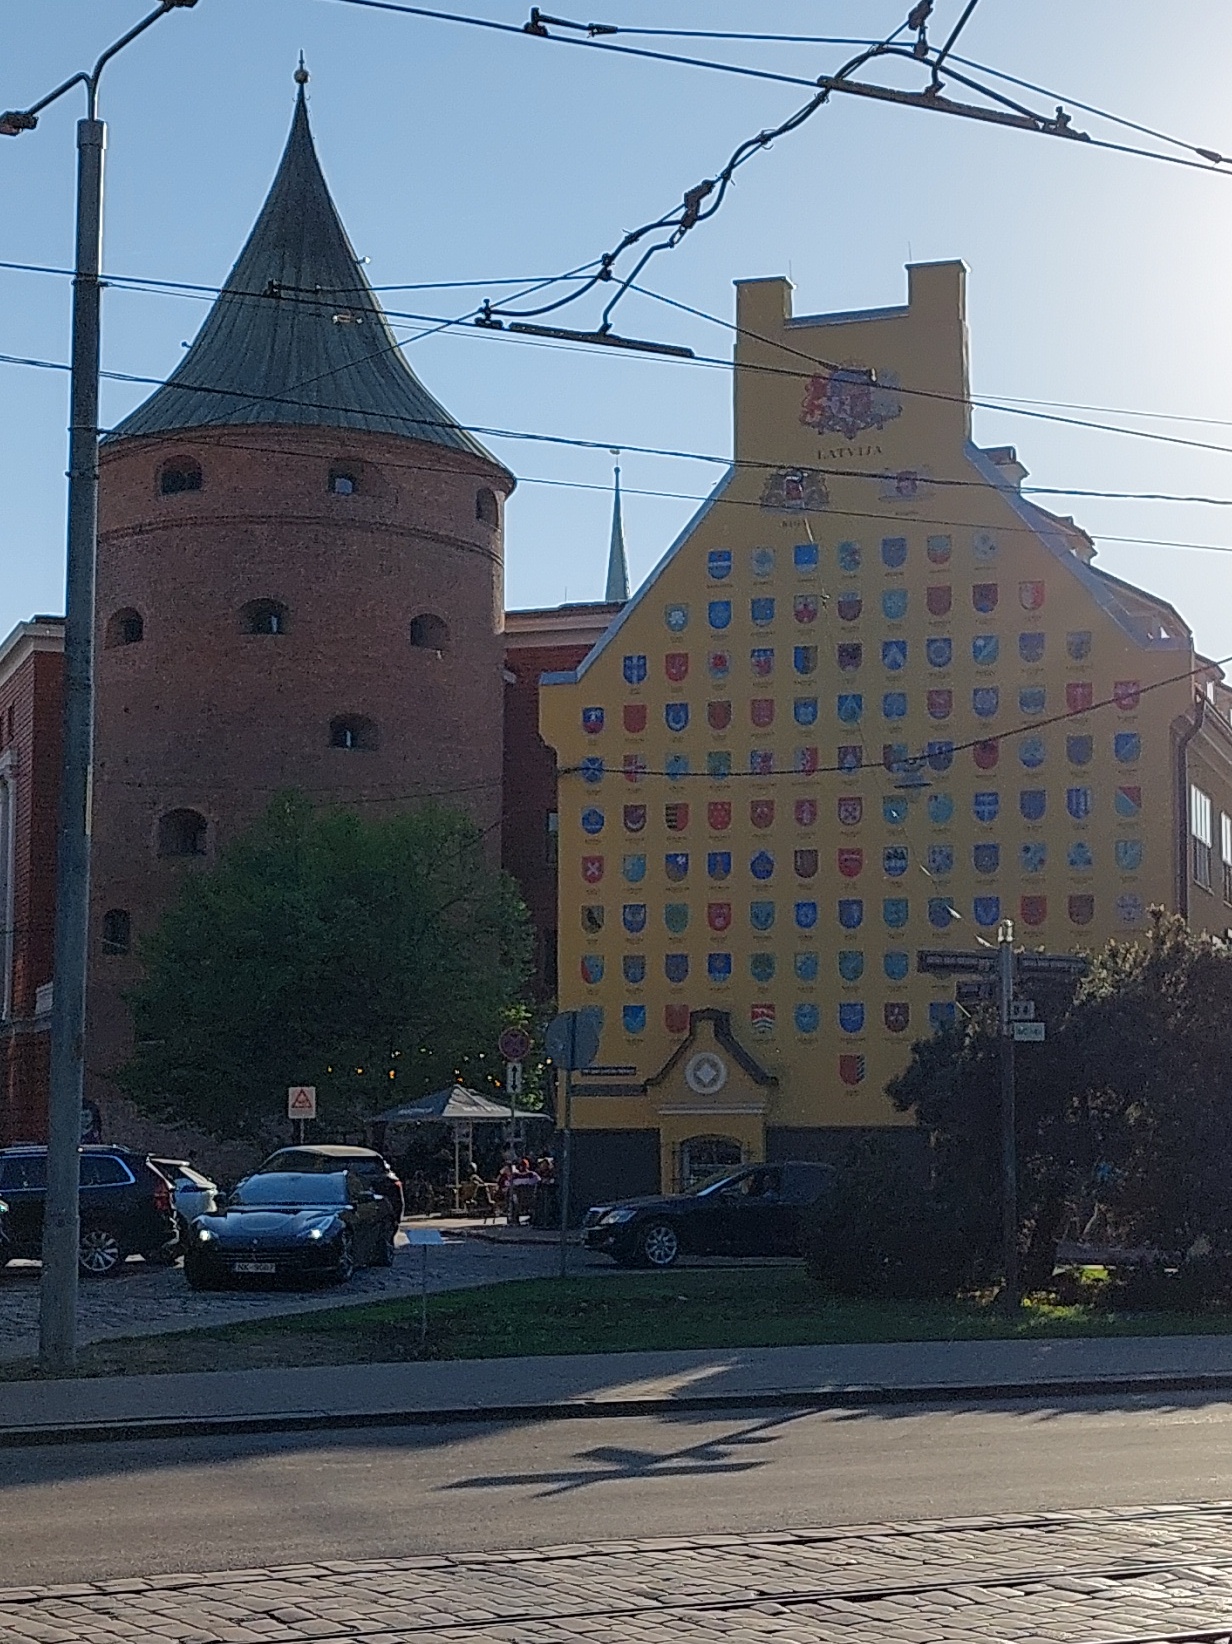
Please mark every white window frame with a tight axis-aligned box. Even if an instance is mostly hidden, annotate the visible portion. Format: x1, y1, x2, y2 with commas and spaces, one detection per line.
1191, 784, 1214, 891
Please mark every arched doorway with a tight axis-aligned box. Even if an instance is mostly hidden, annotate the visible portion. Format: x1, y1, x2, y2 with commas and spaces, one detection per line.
679, 1134, 743, 1190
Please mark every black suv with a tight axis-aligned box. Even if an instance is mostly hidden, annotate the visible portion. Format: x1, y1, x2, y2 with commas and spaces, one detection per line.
258, 1145, 405, 1222
0, 1145, 178, 1276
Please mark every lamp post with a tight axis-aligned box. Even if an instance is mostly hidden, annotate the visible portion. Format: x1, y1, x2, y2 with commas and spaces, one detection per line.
2, 0, 198, 1374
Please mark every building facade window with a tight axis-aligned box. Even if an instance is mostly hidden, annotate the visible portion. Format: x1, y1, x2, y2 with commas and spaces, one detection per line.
158, 808, 208, 858
409, 613, 449, 652
105, 608, 144, 648
329, 714, 377, 751
101, 909, 131, 956
159, 458, 202, 495
1191, 783, 1213, 890
328, 470, 357, 495
0, 772, 12, 1018
241, 599, 287, 635
475, 486, 499, 527
545, 809, 559, 866
1221, 812, 1232, 905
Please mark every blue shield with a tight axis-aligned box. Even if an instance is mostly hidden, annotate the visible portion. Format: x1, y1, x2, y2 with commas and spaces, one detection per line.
884, 950, 909, 982
1115, 732, 1141, 763
927, 637, 952, 669
582, 707, 604, 735
838, 949, 865, 983
1019, 737, 1046, 769
973, 791, 1000, 823
884, 846, 908, 878
795, 951, 820, 982
837, 746, 862, 772
1021, 842, 1046, 873
1019, 687, 1046, 715
837, 540, 861, 572
1067, 736, 1093, 766
581, 955, 604, 985
622, 903, 647, 934
974, 896, 1001, 927
1116, 839, 1143, 871
882, 639, 908, 671
665, 852, 689, 882
837, 693, 863, 723
882, 589, 908, 622
750, 850, 775, 881
751, 596, 775, 625
664, 903, 689, 934
708, 851, 731, 881
838, 899, 864, 929
1068, 840, 1093, 871
707, 549, 732, 581
839, 1001, 866, 1033
1067, 786, 1092, 821
883, 898, 909, 929
622, 1005, 646, 1034
750, 900, 776, 932
795, 1004, 820, 1034
927, 844, 954, 875
665, 702, 689, 733
622, 954, 646, 984
622, 854, 646, 883
881, 536, 908, 568
973, 687, 999, 719
794, 542, 819, 570
794, 697, 818, 726
1019, 632, 1046, 664
750, 952, 775, 984
928, 740, 954, 772
708, 600, 731, 630
581, 807, 604, 835
883, 796, 908, 825
973, 842, 999, 875
665, 953, 689, 985
707, 752, 731, 779
1020, 789, 1046, 822
930, 1002, 957, 1030
795, 901, 818, 929
708, 952, 732, 982
623, 653, 647, 686
928, 793, 955, 825
794, 646, 818, 675
928, 898, 954, 929
580, 757, 604, 785
665, 754, 690, 780
972, 634, 999, 666
883, 691, 907, 720
1067, 630, 1092, 661
1116, 786, 1142, 817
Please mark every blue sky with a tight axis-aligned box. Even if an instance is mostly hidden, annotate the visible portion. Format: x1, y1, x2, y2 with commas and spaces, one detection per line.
4, 1, 1232, 659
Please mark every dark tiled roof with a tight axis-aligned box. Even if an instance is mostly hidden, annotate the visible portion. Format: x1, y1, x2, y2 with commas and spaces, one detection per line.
107, 88, 501, 464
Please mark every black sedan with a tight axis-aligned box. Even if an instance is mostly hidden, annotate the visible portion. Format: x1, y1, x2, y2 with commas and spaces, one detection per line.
584, 1161, 833, 1268
183, 1171, 397, 1289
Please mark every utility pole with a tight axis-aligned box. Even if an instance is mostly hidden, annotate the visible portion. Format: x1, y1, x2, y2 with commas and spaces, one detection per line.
997, 919, 1019, 1311
1, 0, 198, 1375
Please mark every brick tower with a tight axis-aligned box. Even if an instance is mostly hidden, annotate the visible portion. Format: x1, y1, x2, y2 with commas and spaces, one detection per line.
88, 75, 513, 1130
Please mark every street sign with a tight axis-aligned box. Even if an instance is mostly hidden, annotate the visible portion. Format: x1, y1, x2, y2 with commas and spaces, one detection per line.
1012, 1021, 1046, 1042
545, 1007, 603, 1070
580, 1064, 638, 1077
505, 1060, 524, 1097
917, 949, 996, 975
287, 1085, 317, 1120
1010, 999, 1036, 1021
955, 979, 995, 1005
1017, 953, 1089, 977
498, 1026, 533, 1062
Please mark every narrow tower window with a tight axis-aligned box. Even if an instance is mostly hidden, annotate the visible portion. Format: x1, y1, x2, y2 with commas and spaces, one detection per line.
101, 909, 131, 956
475, 487, 498, 527
330, 715, 377, 751
410, 613, 449, 653
329, 470, 357, 496
159, 458, 202, 495
241, 599, 288, 635
106, 608, 144, 648
158, 809, 209, 858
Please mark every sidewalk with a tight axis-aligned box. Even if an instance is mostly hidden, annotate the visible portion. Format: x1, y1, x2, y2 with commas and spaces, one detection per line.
6, 1332, 1232, 1444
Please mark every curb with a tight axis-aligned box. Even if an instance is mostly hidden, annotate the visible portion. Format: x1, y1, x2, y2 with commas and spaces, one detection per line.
4, 1368, 1232, 1447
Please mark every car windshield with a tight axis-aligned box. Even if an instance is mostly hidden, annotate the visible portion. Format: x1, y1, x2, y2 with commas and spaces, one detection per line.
685, 1171, 743, 1197
229, 1172, 349, 1208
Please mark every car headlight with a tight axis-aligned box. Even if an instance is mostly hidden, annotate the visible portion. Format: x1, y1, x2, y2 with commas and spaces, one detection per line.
195, 1227, 215, 1243
306, 1228, 323, 1241
599, 1208, 639, 1225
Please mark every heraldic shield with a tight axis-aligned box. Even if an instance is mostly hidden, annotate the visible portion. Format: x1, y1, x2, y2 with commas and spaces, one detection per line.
838, 693, 863, 724
927, 844, 953, 876
582, 905, 605, 934
838, 949, 864, 983
750, 952, 775, 984
1020, 789, 1046, 822
838, 796, 862, 826
839, 1054, 866, 1086
928, 898, 954, 929
839, 1002, 865, 1034
795, 696, 819, 726
795, 901, 818, 929
837, 643, 862, 672
1020, 687, 1046, 715
1067, 630, 1092, 662
884, 897, 910, 929
1020, 631, 1046, 664
1019, 580, 1045, 611
665, 702, 689, 733
974, 896, 1001, 927
706, 801, 731, 832
708, 952, 732, 982
973, 738, 999, 770
1020, 895, 1047, 926
973, 583, 999, 614
795, 849, 819, 879
927, 637, 952, 668
751, 647, 775, 678
881, 535, 907, 568
1021, 841, 1046, 873
1019, 737, 1046, 770
581, 806, 604, 835
838, 898, 864, 929
707, 601, 731, 630
1067, 682, 1093, 714
972, 634, 999, 666
665, 1003, 690, 1034
751, 597, 775, 626
794, 646, 818, 675
665, 652, 689, 683
665, 803, 689, 831
665, 953, 689, 985
751, 799, 775, 829
926, 585, 952, 617
838, 539, 861, 572
623, 703, 647, 734
623, 1005, 646, 1035
1116, 786, 1142, 817
751, 698, 775, 729
708, 650, 730, 681
883, 691, 907, 722
623, 653, 647, 685
622, 903, 647, 934
623, 804, 646, 833
973, 687, 999, 719
707, 700, 732, 731
882, 589, 908, 622
1115, 732, 1141, 763
928, 792, 954, 825
1069, 895, 1095, 926
884, 1001, 910, 1033
623, 954, 646, 984
708, 901, 733, 932
973, 843, 999, 875
750, 901, 776, 932
794, 594, 819, 624
795, 1004, 820, 1034
973, 791, 999, 823
1114, 680, 1141, 710
883, 795, 907, 824
838, 746, 863, 774
884, 846, 908, 878
581, 955, 604, 985
838, 847, 864, 878
750, 850, 775, 881
665, 852, 689, 883
707, 549, 732, 581
664, 903, 689, 935
882, 639, 908, 671
837, 593, 862, 622
1067, 735, 1093, 766
665, 604, 689, 632
707, 851, 731, 880
582, 707, 604, 735
623, 755, 646, 783
582, 855, 604, 884
1116, 839, 1143, 872
928, 689, 953, 720
927, 534, 952, 564
792, 952, 818, 984
884, 951, 909, 982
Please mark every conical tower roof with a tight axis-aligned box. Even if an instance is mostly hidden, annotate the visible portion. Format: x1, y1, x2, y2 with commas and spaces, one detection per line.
108, 82, 502, 465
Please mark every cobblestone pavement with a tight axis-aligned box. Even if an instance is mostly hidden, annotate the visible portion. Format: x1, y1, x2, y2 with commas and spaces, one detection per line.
7, 1503, 1232, 1643
0, 1235, 607, 1364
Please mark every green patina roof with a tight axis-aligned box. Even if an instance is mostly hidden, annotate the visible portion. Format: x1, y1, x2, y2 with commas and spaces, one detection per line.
108, 86, 500, 464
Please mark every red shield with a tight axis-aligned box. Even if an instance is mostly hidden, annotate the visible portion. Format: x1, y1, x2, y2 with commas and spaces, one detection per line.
926, 584, 952, 617
707, 700, 732, 731
664, 1003, 690, 1034
973, 738, 999, 770
837, 847, 864, 878
794, 594, 819, 624
751, 799, 775, 830
1019, 580, 1045, 611
795, 798, 819, 827
927, 689, 952, 720
622, 755, 646, 783
665, 803, 689, 832
1066, 682, 1093, 714
837, 594, 862, 623
839, 1054, 865, 1087
1114, 680, 1141, 711
622, 703, 647, 734
1020, 895, 1048, 927
750, 698, 775, 729
750, 1004, 776, 1033
708, 801, 732, 831
708, 902, 733, 932
837, 796, 863, 827
884, 1002, 910, 1033
581, 855, 604, 885
1069, 895, 1095, 926
665, 652, 689, 683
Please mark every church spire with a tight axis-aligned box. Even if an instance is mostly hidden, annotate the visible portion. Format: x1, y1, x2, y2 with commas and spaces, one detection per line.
605, 454, 630, 603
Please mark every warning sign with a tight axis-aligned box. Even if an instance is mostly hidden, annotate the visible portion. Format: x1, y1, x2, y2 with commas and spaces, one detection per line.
287, 1085, 317, 1120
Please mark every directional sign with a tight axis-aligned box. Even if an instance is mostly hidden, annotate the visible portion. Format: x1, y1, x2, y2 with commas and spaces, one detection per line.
1010, 999, 1036, 1021
287, 1085, 317, 1120
917, 949, 996, 976
956, 979, 996, 1005
545, 1007, 603, 1070
1012, 1021, 1046, 1042
498, 1026, 533, 1062
581, 1064, 638, 1077
1017, 954, 1089, 977
505, 1060, 524, 1097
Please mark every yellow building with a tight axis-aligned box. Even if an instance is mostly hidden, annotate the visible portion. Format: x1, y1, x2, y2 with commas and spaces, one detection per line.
540, 261, 1232, 1203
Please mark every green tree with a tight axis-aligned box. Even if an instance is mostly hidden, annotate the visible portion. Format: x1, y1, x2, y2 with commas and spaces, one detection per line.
118, 794, 533, 1142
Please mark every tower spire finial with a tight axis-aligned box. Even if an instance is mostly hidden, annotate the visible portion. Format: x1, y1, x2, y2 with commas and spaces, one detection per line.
605, 448, 630, 604
294, 52, 309, 88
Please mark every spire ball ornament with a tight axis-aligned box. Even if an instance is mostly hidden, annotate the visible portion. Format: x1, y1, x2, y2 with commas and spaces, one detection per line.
294, 55, 309, 85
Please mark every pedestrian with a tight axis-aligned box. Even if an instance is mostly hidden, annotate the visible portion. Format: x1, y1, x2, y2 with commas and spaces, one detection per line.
508, 1157, 540, 1226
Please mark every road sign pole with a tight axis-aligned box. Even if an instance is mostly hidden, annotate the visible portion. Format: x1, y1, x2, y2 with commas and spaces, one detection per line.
557, 1064, 574, 1280
998, 920, 1019, 1310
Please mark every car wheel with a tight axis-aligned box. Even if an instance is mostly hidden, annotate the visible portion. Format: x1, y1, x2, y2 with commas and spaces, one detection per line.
637, 1220, 680, 1269
78, 1227, 123, 1277
374, 1224, 397, 1267
142, 1243, 180, 1267
333, 1232, 355, 1284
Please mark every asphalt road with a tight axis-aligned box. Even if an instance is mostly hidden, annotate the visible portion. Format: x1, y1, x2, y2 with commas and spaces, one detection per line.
6, 1392, 1232, 1586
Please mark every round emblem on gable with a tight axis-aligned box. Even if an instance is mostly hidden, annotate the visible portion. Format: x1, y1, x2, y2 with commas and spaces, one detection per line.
685, 1051, 728, 1096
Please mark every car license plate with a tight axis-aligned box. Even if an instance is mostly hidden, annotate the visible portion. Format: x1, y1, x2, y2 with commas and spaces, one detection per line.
232, 1260, 276, 1274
